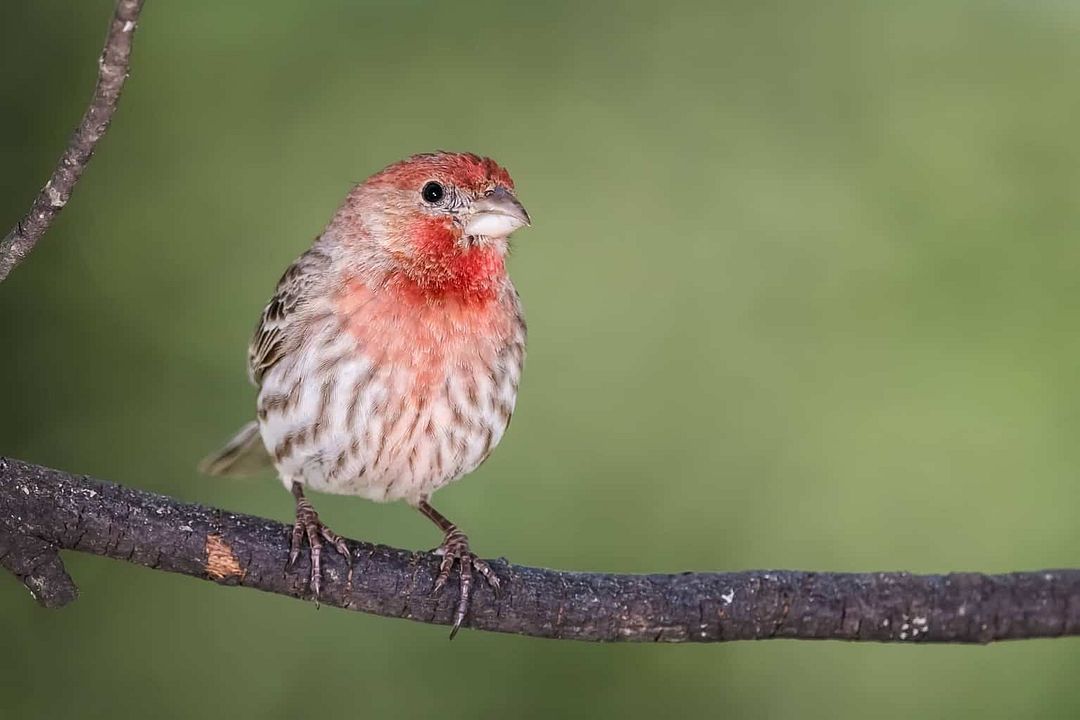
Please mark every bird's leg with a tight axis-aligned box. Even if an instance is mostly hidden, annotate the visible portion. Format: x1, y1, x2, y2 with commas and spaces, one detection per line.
289, 482, 351, 603
416, 499, 501, 638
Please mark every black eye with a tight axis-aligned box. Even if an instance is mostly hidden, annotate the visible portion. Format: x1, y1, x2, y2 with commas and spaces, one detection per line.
421, 181, 445, 204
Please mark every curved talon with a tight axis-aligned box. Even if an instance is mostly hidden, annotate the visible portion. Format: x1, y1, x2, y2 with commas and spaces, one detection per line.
429, 529, 500, 639
432, 549, 455, 596
289, 486, 351, 606
416, 500, 501, 639
475, 559, 502, 598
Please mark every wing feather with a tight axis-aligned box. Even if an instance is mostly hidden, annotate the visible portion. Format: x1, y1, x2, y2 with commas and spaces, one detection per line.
247, 246, 330, 386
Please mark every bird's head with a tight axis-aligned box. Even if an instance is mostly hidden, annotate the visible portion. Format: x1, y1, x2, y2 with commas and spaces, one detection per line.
330, 152, 530, 302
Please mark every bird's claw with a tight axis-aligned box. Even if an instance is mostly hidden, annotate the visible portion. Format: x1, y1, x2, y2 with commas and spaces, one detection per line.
431, 528, 500, 639
289, 497, 351, 606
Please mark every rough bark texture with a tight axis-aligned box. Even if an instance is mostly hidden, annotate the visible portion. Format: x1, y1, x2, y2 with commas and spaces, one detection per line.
2, 457, 1078, 643
0, 0, 144, 282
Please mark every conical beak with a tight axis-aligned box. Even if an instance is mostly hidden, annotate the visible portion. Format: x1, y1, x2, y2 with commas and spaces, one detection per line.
464, 186, 531, 238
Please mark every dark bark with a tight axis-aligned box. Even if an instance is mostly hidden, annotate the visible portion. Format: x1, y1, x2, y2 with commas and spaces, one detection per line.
2, 457, 1078, 643
0, 0, 145, 282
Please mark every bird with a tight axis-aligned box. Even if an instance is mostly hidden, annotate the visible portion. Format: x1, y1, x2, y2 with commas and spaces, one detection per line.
200, 151, 530, 636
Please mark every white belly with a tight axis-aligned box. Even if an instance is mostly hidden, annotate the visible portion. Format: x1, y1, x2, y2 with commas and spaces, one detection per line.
256, 333, 520, 504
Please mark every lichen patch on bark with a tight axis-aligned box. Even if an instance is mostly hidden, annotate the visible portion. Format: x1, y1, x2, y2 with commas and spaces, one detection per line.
205, 533, 243, 581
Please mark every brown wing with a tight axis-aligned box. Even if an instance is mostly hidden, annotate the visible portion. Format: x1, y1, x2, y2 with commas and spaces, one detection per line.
247, 246, 330, 386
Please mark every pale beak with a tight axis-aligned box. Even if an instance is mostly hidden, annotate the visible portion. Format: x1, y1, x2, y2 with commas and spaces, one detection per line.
463, 186, 531, 238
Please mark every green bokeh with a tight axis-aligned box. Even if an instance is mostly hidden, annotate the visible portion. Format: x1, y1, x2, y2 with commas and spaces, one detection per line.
3, 1, 1080, 717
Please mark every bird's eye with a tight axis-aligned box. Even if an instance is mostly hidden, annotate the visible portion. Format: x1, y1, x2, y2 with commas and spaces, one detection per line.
421, 181, 445, 204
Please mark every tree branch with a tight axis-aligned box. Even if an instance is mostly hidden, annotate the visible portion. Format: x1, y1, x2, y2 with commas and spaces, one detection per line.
2, 457, 1078, 643
0, 0, 145, 282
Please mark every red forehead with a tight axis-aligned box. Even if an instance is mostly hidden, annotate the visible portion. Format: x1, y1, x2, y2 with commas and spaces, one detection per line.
371, 152, 514, 192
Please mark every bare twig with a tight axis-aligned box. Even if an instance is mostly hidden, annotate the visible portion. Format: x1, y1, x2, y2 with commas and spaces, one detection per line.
2, 456, 1078, 643
0, 521, 78, 608
0, 0, 145, 282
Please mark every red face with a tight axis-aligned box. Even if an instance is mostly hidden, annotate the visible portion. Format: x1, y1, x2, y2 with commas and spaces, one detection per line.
341, 152, 531, 304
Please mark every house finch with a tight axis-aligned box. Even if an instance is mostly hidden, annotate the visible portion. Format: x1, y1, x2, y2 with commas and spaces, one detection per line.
200, 152, 530, 636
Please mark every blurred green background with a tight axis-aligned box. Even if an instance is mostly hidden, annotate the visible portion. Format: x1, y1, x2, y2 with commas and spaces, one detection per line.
3, 0, 1080, 717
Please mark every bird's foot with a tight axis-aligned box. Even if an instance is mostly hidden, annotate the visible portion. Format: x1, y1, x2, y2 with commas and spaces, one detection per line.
289, 492, 351, 605
432, 527, 501, 638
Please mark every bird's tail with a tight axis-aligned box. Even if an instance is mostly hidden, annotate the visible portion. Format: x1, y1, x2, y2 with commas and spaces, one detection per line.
198, 420, 273, 477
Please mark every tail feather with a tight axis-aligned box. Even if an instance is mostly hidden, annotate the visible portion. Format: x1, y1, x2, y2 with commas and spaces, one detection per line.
199, 420, 272, 477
